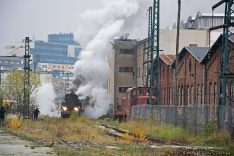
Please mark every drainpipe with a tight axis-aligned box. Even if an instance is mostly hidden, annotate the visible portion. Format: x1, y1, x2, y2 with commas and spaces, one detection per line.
203, 64, 206, 105
173, 69, 175, 105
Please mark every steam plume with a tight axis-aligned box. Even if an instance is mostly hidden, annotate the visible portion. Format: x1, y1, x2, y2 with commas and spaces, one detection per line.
74, 0, 139, 119
33, 83, 59, 117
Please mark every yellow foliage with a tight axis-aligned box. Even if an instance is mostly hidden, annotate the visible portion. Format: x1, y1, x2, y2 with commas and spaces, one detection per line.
10, 115, 22, 130
135, 128, 148, 141
122, 132, 134, 142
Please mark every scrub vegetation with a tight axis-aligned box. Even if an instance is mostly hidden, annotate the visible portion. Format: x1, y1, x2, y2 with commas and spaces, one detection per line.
2, 113, 234, 155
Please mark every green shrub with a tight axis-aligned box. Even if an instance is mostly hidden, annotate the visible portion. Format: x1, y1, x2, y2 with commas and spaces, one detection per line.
203, 121, 217, 136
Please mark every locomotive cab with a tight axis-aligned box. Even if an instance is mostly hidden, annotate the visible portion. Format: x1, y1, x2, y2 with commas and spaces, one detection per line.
114, 87, 156, 121
61, 93, 82, 118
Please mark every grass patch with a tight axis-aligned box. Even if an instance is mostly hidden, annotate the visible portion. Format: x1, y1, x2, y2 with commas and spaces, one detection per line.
54, 147, 78, 156
4, 114, 234, 155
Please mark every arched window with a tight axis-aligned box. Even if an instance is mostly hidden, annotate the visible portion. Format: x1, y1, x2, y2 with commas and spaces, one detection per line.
214, 83, 217, 108
178, 87, 180, 105
209, 83, 213, 104
187, 86, 190, 106
162, 88, 164, 104
226, 85, 229, 106
170, 87, 172, 105
197, 84, 200, 104
181, 86, 184, 106
163, 66, 165, 77
228, 50, 231, 65
189, 59, 192, 72
201, 84, 204, 104
191, 85, 194, 105
172, 87, 174, 104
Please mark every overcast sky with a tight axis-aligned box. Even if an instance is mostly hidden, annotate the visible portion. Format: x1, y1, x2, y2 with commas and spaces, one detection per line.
0, 0, 225, 54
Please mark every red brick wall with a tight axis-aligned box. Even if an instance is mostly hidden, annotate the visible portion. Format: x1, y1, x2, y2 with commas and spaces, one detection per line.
159, 59, 174, 105
158, 40, 234, 106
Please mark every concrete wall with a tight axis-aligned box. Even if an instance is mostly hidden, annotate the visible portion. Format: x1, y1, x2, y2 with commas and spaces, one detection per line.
159, 29, 209, 54
135, 40, 147, 87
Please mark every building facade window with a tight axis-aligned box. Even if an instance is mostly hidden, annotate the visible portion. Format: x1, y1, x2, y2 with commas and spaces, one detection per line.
75, 48, 82, 57
197, 84, 200, 104
163, 66, 165, 77
162, 88, 164, 105
226, 85, 229, 106
172, 87, 174, 104
210, 83, 213, 104
189, 60, 192, 72
53, 65, 55, 68
181, 86, 184, 106
62, 66, 64, 69
228, 50, 231, 65
201, 84, 204, 104
178, 87, 180, 105
119, 67, 133, 72
119, 87, 129, 93
170, 87, 172, 105
119, 49, 134, 54
187, 86, 190, 106
165, 87, 167, 105
191, 86, 194, 105
214, 83, 217, 107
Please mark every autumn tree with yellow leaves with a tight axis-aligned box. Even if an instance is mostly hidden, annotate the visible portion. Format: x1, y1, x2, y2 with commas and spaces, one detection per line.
2, 69, 41, 117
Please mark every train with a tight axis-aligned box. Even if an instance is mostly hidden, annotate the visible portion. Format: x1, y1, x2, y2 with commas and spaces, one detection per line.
114, 87, 156, 122
61, 93, 84, 118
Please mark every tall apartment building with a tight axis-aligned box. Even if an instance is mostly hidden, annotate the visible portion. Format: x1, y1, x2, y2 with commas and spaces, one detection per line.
108, 38, 137, 108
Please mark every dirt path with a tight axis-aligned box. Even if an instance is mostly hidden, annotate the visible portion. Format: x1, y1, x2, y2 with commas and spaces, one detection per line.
0, 129, 56, 156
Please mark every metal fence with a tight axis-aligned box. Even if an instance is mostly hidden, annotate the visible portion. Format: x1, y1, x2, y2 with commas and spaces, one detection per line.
131, 104, 234, 133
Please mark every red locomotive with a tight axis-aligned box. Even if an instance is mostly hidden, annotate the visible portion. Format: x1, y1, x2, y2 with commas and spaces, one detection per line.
114, 87, 156, 121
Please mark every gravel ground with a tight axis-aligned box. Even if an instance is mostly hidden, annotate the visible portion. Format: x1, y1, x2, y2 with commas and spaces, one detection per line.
0, 129, 57, 156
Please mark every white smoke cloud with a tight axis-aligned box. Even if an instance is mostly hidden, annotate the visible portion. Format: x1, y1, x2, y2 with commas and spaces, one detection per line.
74, 0, 140, 119
33, 83, 59, 117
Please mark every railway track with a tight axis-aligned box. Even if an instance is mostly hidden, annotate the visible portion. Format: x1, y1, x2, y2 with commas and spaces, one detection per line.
102, 124, 185, 146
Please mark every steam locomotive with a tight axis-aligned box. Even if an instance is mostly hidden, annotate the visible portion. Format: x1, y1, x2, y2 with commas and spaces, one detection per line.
114, 87, 156, 122
61, 93, 84, 118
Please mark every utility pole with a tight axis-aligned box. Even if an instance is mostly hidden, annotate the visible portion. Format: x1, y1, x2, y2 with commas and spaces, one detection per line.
174, 0, 181, 106
24, 37, 31, 118
148, 0, 161, 106
174, 0, 181, 126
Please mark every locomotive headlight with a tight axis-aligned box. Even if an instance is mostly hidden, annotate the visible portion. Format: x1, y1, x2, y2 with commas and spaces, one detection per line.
74, 107, 78, 111
63, 107, 67, 111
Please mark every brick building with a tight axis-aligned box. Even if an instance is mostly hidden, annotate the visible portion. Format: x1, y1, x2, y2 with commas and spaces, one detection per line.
159, 34, 234, 107
159, 54, 175, 105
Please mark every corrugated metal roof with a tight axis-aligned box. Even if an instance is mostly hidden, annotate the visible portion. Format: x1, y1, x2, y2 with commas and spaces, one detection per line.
185, 47, 209, 63
160, 54, 176, 65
